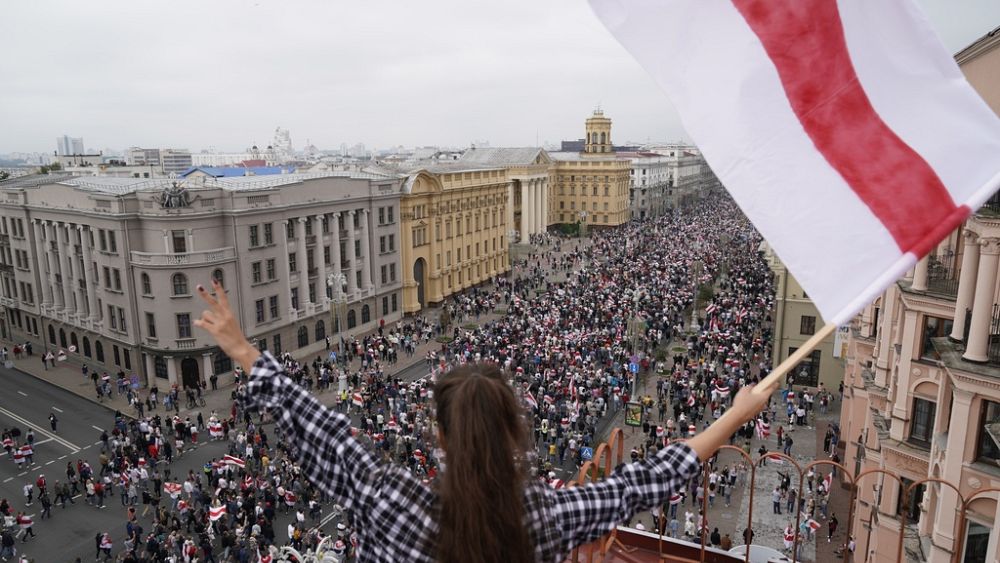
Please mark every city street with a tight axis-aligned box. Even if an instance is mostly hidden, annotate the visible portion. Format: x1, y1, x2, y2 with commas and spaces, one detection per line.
0, 365, 333, 561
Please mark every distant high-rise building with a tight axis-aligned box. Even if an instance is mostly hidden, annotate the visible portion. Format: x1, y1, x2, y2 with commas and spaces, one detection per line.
127, 148, 161, 166
56, 135, 85, 156
160, 149, 192, 175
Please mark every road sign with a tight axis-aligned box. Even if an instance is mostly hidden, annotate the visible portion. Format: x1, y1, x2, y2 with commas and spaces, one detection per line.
629, 362, 639, 374
580, 447, 594, 461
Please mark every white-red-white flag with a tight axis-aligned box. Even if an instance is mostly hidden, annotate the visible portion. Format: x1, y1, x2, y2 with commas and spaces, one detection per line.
209, 505, 227, 521
590, 0, 1000, 324
223, 455, 246, 469
163, 482, 182, 497
524, 392, 538, 410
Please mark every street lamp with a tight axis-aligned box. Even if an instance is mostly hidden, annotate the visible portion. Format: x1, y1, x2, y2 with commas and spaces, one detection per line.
327, 272, 348, 351
690, 259, 703, 332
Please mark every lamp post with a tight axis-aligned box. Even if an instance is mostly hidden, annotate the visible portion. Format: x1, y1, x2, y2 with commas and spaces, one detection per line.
327, 272, 348, 352
578, 211, 588, 238
691, 259, 703, 333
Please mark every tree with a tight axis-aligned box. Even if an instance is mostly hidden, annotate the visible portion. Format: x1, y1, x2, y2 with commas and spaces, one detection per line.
0, 171, 8, 181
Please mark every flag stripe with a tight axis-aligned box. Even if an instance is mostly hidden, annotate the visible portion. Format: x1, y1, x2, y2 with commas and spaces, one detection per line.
731, 0, 964, 255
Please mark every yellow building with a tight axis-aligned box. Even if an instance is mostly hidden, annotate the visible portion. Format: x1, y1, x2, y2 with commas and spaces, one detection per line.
458, 147, 552, 241
400, 164, 510, 313
764, 242, 845, 391
550, 110, 632, 229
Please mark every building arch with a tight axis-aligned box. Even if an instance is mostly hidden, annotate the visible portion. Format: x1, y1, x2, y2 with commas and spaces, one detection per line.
361, 304, 371, 324
48, 325, 56, 345
83, 336, 91, 358
315, 320, 325, 342
298, 326, 309, 348
70, 332, 78, 352
59, 328, 67, 349
347, 310, 357, 329
95, 340, 105, 363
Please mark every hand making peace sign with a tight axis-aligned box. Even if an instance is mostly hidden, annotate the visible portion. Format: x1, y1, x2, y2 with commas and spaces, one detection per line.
194, 279, 261, 372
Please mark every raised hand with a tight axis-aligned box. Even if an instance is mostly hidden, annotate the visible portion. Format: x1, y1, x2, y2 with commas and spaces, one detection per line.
193, 279, 260, 372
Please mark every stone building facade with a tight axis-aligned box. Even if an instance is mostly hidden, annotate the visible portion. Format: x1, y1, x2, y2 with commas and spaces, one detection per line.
0, 172, 404, 388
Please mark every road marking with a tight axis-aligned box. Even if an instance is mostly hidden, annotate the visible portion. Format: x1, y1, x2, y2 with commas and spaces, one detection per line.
2, 477, 11, 483
17, 391, 27, 397
33, 437, 54, 446
0, 406, 80, 453
71, 495, 81, 499
93, 441, 101, 446
45, 460, 54, 465
51, 407, 63, 413
18, 471, 26, 476
91, 425, 103, 432
58, 455, 67, 460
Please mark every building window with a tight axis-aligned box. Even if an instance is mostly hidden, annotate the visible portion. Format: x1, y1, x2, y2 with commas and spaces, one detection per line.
390, 263, 396, 282
172, 230, 186, 254
118, 307, 126, 332
249, 225, 259, 247
286, 221, 295, 240
291, 288, 299, 310
976, 399, 1000, 463
257, 337, 267, 352
788, 347, 820, 386
214, 351, 232, 377
298, 326, 308, 348
389, 234, 395, 251
176, 313, 192, 338
99, 230, 107, 251
212, 268, 224, 287
909, 398, 935, 447
381, 265, 387, 285
378, 207, 385, 225
361, 304, 371, 324
252, 262, 262, 283
95, 341, 104, 363
154, 356, 168, 379
963, 521, 990, 563
391, 293, 398, 312
264, 223, 273, 245
380, 236, 386, 254
108, 231, 117, 253
347, 309, 357, 329
895, 478, 924, 524
255, 299, 265, 323
266, 259, 276, 280
269, 295, 279, 319
382, 296, 389, 316
387, 207, 394, 223
315, 320, 325, 342
289, 252, 297, 273
920, 316, 952, 359
800, 315, 816, 336
172, 273, 188, 295
273, 334, 281, 356
108, 305, 117, 330
113, 269, 122, 291
141, 273, 152, 295
146, 313, 156, 338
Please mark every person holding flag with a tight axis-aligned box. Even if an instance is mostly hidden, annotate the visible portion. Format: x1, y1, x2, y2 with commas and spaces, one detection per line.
193, 277, 773, 562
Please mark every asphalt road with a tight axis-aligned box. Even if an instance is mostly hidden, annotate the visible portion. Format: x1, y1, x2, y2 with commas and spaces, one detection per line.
0, 364, 344, 562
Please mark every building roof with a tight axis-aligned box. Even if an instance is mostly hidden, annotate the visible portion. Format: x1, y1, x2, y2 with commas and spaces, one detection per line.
0, 171, 400, 196
548, 151, 627, 163
955, 24, 1000, 63
458, 147, 546, 166
178, 166, 290, 178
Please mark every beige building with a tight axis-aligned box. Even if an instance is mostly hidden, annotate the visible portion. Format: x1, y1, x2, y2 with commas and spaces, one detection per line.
839, 26, 1000, 563
399, 164, 510, 313
550, 110, 631, 229
457, 147, 551, 241
764, 243, 845, 391
0, 172, 404, 389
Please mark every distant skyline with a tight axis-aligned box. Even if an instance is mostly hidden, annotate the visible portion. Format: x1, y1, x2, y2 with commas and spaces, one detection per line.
1, 0, 998, 154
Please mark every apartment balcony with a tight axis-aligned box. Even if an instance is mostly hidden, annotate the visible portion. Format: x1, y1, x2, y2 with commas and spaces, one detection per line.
175, 338, 197, 350
932, 336, 1000, 380
130, 247, 236, 267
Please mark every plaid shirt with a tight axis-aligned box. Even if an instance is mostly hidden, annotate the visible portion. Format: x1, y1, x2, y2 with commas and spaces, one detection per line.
242, 352, 700, 562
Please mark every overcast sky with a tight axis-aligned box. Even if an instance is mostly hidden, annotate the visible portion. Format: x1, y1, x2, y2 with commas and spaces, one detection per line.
1, 0, 998, 154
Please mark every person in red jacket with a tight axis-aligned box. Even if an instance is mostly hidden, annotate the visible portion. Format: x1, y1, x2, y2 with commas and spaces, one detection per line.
16, 512, 35, 542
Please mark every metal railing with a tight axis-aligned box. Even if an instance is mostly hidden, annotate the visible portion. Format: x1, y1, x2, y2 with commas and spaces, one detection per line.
926, 250, 959, 296
564, 428, 993, 563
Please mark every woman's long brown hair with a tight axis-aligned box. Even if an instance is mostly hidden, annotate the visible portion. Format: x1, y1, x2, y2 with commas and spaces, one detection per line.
434, 364, 534, 563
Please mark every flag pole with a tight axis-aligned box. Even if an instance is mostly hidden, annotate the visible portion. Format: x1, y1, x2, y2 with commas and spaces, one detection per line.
753, 323, 837, 395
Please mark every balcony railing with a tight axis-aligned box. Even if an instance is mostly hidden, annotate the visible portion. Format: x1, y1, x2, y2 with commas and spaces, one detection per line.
563, 428, 988, 563
980, 192, 1000, 216
131, 247, 236, 267
926, 250, 958, 297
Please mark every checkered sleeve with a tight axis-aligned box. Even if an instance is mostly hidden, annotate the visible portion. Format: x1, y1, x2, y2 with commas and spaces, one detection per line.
240, 352, 378, 516
552, 442, 701, 550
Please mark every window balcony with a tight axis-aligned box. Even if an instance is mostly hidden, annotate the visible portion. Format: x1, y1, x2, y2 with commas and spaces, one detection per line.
130, 247, 236, 267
